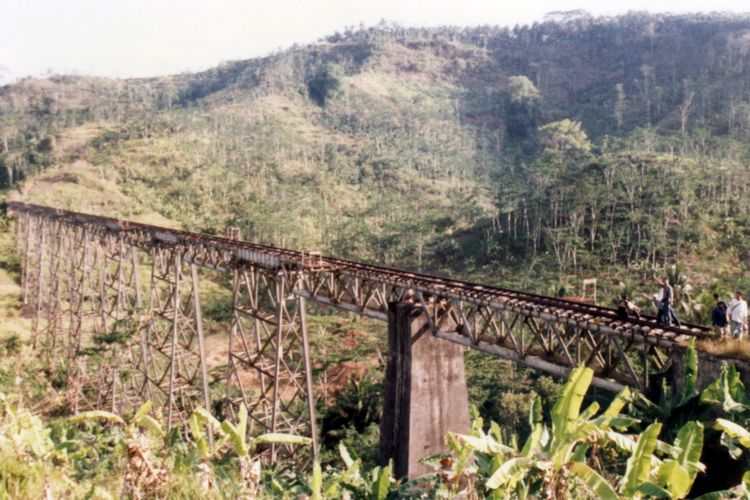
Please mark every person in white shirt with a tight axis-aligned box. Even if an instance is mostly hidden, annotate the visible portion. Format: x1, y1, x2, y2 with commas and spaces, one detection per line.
727, 291, 748, 340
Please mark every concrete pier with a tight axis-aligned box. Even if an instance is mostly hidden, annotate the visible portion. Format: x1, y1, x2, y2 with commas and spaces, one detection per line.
379, 301, 471, 479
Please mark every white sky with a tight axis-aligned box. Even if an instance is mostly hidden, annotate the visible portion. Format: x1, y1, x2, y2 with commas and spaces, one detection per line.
1, 0, 749, 83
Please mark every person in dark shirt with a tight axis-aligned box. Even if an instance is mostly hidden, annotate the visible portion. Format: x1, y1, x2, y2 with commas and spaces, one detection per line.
712, 300, 728, 337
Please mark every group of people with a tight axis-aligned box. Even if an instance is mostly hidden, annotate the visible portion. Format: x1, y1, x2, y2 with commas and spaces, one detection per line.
711, 291, 748, 340
615, 276, 747, 340
614, 276, 682, 327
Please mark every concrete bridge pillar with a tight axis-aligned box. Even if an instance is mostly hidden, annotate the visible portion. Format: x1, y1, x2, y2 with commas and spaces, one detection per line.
379, 301, 471, 479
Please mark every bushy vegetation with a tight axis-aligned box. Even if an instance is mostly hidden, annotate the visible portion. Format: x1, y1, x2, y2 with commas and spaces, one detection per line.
3, 351, 750, 498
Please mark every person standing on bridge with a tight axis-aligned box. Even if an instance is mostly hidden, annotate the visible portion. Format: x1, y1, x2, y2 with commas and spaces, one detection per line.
728, 291, 747, 340
711, 300, 728, 337
656, 276, 681, 328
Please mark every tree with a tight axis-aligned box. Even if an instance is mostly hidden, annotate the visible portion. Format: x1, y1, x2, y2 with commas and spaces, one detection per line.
614, 83, 626, 131
505, 75, 541, 141
538, 119, 592, 158
679, 84, 695, 135
307, 63, 343, 106
637, 65, 655, 125
508, 75, 540, 104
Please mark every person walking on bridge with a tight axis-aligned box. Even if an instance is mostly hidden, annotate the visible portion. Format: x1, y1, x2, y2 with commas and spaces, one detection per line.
728, 291, 747, 340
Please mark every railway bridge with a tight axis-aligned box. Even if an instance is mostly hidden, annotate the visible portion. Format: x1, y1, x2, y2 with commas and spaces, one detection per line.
6, 202, 739, 477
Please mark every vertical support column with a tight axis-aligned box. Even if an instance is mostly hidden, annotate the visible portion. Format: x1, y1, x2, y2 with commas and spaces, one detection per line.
31, 219, 48, 343
379, 301, 471, 479
270, 275, 285, 462
21, 214, 33, 305
299, 296, 319, 458
166, 250, 182, 430
191, 262, 213, 443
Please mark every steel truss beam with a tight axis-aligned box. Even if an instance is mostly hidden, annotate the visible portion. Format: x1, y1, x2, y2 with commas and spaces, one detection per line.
11, 208, 318, 457
226, 265, 318, 459
129, 245, 212, 429
298, 269, 677, 391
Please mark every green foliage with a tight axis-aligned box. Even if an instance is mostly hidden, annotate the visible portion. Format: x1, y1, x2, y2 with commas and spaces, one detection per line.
465, 352, 562, 440
539, 119, 592, 157
508, 75, 540, 104
3, 335, 19, 354
700, 363, 750, 413
0, 393, 86, 497
37, 135, 56, 153
319, 374, 383, 468
655, 422, 704, 498
307, 63, 343, 106
0, 362, 742, 498
432, 367, 710, 499
505, 75, 541, 141
550, 365, 593, 451
569, 461, 619, 499
677, 339, 698, 407
203, 294, 233, 323
627, 346, 750, 495
622, 423, 662, 494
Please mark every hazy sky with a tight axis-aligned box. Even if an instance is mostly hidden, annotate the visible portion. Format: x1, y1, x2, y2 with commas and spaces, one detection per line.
1, 0, 749, 83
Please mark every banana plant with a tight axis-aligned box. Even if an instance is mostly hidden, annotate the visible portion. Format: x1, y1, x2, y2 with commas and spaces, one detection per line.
706, 420, 750, 499
189, 405, 312, 498
620, 421, 705, 498
442, 366, 706, 499
68, 400, 165, 439
188, 404, 312, 459
700, 363, 750, 415
303, 443, 397, 500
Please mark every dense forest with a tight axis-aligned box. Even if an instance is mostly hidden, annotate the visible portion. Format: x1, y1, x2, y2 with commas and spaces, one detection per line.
3, 11, 750, 497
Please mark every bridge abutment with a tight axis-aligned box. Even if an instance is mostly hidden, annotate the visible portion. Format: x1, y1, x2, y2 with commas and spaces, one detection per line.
379, 301, 471, 479
669, 348, 750, 396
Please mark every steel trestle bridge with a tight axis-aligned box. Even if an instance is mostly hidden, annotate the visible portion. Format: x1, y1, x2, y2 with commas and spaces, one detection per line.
6, 201, 734, 461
